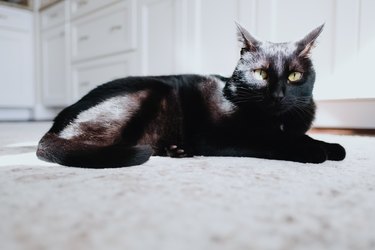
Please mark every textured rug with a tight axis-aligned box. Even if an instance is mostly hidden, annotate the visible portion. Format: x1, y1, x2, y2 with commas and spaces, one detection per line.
0, 122, 374, 250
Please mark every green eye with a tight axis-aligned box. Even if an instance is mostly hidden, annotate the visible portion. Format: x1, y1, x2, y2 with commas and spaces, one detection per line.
288, 72, 303, 82
253, 69, 268, 80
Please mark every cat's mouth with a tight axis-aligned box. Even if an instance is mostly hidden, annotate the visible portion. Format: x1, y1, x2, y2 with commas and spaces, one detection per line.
266, 99, 294, 114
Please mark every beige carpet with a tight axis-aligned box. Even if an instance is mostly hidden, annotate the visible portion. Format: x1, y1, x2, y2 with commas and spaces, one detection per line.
0, 122, 374, 250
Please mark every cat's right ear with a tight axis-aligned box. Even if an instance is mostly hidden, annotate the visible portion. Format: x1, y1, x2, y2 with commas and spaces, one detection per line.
236, 22, 259, 53
296, 24, 324, 58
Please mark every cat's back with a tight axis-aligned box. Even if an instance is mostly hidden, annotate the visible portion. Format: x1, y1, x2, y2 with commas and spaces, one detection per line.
48, 74, 220, 134
77, 73, 227, 110
86, 74, 211, 96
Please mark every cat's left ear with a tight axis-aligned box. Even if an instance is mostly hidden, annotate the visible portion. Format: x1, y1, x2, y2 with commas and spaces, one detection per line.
296, 24, 324, 58
236, 22, 259, 53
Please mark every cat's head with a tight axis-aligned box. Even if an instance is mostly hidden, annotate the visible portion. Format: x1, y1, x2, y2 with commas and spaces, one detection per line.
225, 23, 324, 115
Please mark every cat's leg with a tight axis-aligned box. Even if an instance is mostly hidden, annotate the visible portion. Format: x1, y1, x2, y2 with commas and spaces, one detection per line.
144, 92, 194, 158
199, 145, 328, 163
196, 134, 346, 163
269, 139, 329, 163
194, 136, 331, 163
303, 135, 346, 161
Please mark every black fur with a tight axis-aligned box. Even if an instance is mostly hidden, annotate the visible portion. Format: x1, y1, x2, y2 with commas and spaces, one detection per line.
37, 24, 345, 168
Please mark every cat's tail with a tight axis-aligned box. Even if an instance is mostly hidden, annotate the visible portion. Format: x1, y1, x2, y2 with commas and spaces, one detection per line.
36, 133, 153, 168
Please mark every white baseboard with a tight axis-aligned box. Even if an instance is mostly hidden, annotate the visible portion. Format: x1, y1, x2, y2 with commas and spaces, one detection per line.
314, 99, 375, 129
32, 104, 62, 121
0, 106, 62, 121
0, 108, 33, 121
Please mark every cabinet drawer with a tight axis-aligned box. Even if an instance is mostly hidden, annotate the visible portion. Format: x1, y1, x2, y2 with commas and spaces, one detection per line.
70, 0, 120, 19
71, 1, 136, 62
72, 53, 136, 100
41, 1, 65, 30
0, 6, 32, 31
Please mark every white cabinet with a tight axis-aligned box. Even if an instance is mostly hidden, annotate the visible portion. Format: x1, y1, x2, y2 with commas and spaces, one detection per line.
71, 0, 136, 62
40, 1, 69, 107
69, 0, 138, 100
70, 0, 121, 20
0, 6, 34, 109
191, 0, 238, 76
41, 1, 65, 30
0, 4, 31, 29
41, 24, 69, 106
72, 53, 137, 100
138, 0, 176, 75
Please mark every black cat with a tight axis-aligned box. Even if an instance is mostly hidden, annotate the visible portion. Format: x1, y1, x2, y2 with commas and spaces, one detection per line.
37, 23, 346, 168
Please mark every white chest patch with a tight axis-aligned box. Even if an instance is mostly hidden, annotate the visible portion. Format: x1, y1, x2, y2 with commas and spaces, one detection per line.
59, 92, 147, 140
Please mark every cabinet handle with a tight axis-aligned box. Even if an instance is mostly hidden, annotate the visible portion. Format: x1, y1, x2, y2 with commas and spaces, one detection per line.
79, 81, 90, 86
78, 35, 89, 42
78, 0, 88, 7
49, 12, 58, 19
0, 14, 8, 20
109, 25, 122, 32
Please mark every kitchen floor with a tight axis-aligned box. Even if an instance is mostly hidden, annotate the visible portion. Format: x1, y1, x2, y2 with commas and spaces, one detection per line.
0, 122, 375, 250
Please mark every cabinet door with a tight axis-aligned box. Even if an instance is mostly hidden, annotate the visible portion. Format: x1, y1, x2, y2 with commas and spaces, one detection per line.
138, 0, 176, 75
193, 0, 239, 76
41, 1, 65, 30
0, 29, 34, 107
70, 0, 121, 19
71, 0, 136, 62
71, 53, 137, 100
41, 25, 69, 107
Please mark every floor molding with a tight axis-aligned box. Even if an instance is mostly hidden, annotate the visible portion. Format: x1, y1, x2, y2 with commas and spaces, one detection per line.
314, 98, 375, 129
310, 128, 375, 136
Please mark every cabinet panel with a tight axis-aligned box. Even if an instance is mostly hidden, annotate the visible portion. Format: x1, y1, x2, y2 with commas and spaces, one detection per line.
70, 0, 121, 19
0, 29, 34, 107
72, 53, 137, 100
41, 1, 65, 30
71, 0, 136, 62
238, 0, 257, 35
356, 0, 375, 99
41, 25, 69, 107
0, 6, 31, 31
139, 0, 175, 75
359, 0, 375, 49
324, 0, 375, 100
196, 0, 238, 75
316, 0, 362, 100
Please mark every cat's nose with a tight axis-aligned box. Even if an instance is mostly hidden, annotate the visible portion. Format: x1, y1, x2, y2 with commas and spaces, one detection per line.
271, 91, 285, 102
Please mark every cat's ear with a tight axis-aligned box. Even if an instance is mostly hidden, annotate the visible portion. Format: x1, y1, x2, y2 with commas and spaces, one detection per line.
296, 24, 324, 58
236, 22, 259, 53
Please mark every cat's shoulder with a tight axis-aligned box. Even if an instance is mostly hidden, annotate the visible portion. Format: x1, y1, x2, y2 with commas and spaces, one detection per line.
196, 74, 229, 92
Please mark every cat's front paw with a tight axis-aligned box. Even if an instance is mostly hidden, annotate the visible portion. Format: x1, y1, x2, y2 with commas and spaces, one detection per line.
322, 143, 346, 161
165, 145, 192, 158
291, 145, 328, 164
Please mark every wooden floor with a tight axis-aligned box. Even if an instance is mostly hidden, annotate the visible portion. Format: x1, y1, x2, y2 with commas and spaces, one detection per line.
310, 128, 375, 136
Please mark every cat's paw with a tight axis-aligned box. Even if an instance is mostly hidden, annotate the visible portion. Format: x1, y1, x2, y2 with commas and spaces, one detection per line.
322, 143, 346, 161
165, 145, 192, 158
294, 145, 328, 164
